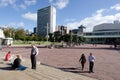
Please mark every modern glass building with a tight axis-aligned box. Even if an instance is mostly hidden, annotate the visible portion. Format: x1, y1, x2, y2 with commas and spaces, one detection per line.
37, 6, 56, 37
83, 20, 120, 45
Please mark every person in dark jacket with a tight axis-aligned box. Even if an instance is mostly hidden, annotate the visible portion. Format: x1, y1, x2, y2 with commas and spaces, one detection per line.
79, 53, 86, 70
12, 55, 21, 70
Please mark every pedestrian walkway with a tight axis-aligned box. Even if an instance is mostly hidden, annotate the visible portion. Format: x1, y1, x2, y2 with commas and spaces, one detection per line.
0, 52, 97, 80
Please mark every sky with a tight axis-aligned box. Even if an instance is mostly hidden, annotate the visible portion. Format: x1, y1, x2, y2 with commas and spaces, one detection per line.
0, 0, 120, 32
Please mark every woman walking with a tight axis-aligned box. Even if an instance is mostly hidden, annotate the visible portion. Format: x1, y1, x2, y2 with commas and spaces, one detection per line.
79, 53, 86, 70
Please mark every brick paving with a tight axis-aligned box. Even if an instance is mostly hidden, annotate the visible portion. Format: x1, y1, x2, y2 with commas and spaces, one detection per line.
1, 44, 120, 80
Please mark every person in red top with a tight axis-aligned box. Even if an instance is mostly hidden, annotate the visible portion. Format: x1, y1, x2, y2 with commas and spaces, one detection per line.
5, 51, 12, 61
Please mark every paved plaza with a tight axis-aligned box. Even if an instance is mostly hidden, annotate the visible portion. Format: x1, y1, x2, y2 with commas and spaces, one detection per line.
1, 44, 120, 80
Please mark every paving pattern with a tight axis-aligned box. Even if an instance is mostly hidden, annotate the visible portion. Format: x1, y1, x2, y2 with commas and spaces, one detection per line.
1, 44, 120, 80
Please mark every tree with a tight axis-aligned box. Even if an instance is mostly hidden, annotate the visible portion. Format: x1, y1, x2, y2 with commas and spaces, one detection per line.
15, 28, 26, 40
48, 33, 54, 42
4, 28, 15, 38
54, 31, 62, 42
63, 34, 71, 43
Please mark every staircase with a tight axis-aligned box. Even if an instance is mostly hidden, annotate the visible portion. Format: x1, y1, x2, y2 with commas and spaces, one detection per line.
0, 53, 97, 80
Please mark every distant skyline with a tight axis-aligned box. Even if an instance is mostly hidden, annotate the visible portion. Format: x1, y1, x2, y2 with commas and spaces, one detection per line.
0, 0, 120, 32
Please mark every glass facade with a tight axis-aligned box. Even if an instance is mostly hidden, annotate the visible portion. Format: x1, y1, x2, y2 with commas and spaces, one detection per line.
83, 21, 120, 44
37, 6, 56, 37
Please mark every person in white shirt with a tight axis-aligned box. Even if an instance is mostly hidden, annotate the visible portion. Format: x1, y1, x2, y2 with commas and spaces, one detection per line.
30, 44, 39, 69
88, 53, 95, 73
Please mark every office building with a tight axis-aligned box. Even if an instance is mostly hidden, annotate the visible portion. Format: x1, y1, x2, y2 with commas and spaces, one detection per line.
33, 27, 37, 35
83, 20, 120, 45
37, 6, 56, 37
56, 25, 69, 35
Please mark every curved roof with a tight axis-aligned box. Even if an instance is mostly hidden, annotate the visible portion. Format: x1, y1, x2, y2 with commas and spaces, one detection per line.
0, 29, 5, 39
93, 23, 120, 32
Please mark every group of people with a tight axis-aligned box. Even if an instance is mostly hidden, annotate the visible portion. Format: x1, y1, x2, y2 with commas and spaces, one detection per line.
79, 53, 95, 73
4, 44, 95, 73
5, 51, 22, 70
4, 44, 39, 70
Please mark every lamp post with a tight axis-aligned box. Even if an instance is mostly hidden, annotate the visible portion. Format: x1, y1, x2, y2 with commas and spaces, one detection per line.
46, 23, 49, 43
70, 30, 72, 47
46, 23, 49, 48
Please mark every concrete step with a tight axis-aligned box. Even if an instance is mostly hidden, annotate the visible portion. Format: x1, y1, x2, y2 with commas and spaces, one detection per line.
0, 53, 97, 80
22, 58, 97, 80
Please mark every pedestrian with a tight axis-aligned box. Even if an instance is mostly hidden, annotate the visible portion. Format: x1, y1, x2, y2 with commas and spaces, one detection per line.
12, 55, 21, 70
30, 44, 39, 69
79, 53, 86, 70
88, 53, 95, 73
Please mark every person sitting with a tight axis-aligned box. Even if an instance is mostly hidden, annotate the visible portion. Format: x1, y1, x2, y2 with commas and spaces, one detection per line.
5, 51, 13, 61
12, 55, 21, 70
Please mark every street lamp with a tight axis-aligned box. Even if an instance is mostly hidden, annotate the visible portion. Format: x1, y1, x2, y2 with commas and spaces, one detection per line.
46, 23, 49, 43
70, 30, 72, 47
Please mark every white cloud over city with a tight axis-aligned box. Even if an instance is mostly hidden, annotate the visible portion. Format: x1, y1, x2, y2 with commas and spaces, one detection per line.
49, 0, 69, 9
111, 3, 120, 11
22, 12, 37, 21
0, 0, 16, 7
9, 22, 25, 28
66, 3, 120, 32
0, 0, 37, 10
19, 0, 37, 9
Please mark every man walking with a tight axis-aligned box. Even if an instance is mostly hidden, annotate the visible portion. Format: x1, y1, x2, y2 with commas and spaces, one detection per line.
31, 44, 39, 69
88, 53, 95, 73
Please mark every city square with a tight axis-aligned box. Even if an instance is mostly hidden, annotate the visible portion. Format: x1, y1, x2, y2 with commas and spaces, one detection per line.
1, 44, 120, 80
0, 1, 120, 80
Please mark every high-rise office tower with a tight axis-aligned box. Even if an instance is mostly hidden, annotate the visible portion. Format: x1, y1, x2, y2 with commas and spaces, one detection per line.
37, 6, 56, 37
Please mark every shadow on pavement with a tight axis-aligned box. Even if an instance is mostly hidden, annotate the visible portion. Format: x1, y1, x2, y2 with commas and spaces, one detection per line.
0, 65, 27, 71
58, 67, 89, 73
41, 63, 89, 73
0, 66, 14, 70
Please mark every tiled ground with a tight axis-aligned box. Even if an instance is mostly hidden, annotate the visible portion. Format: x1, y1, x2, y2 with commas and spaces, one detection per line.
1, 44, 120, 80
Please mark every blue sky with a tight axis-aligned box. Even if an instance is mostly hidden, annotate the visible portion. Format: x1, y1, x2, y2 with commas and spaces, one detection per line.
0, 0, 120, 32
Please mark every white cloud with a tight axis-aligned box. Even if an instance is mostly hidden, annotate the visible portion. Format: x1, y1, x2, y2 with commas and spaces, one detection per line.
19, 0, 36, 9
54, 0, 69, 9
48, 0, 53, 3
79, 14, 115, 32
19, 4, 27, 9
95, 9, 105, 15
0, 0, 37, 10
17, 22, 25, 27
111, 4, 120, 11
9, 22, 25, 28
66, 22, 80, 30
49, 0, 69, 9
0, 0, 16, 7
24, 0, 36, 6
66, 5, 120, 32
22, 12, 37, 21
65, 18, 76, 22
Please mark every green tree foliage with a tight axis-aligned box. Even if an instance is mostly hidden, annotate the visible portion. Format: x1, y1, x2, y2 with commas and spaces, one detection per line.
4, 28, 15, 38
48, 33, 54, 42
15, 28, 26, 40
54, 31, 62, 42
63, 34, 71, 42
